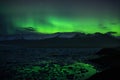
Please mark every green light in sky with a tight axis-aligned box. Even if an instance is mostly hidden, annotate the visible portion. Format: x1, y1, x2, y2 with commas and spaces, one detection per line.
11, 16, 120, 36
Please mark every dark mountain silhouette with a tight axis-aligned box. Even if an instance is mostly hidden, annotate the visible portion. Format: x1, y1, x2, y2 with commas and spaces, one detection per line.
0, 32, 120, 48
0, 32, 119, 40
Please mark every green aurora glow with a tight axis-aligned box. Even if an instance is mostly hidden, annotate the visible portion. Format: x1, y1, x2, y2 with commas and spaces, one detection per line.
0, 0, 120, 36
10, 16, 120, 36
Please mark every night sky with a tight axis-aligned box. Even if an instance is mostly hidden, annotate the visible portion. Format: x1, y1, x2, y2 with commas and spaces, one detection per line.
0, 0, 120, 36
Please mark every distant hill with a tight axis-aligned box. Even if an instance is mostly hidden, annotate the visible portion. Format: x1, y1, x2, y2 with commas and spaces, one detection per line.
0, 32, 119, 40
0, 32, 120, 48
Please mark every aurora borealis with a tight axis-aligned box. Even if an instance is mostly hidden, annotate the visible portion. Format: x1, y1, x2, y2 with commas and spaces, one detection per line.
0, 0, 120, 36
0, 1, 120, 80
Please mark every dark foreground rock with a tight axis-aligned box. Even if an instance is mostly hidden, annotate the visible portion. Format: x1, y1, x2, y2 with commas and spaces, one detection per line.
87, 48, 120, 80
87, 66, 120, 80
